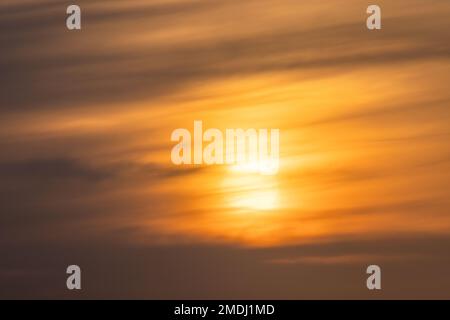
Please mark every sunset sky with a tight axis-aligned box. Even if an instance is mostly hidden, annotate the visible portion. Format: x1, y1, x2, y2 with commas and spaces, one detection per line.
1, 0, 450, 299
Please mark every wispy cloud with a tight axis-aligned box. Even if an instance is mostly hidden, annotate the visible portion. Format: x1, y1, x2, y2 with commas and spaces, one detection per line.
1, 0, 449, 298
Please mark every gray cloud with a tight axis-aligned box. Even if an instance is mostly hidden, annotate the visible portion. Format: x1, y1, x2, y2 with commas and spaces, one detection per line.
1, 1, 449, 113
2, 232, 450, 299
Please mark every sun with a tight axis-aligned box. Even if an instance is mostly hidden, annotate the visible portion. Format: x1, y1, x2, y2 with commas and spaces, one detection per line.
222, 160, 280, 211
231, 189, 279, 211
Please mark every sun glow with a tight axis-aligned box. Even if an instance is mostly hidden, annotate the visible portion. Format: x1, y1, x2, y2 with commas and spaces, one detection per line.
229, 158, 279, 175
223, 161, 280, 211
230, 189, 279, 211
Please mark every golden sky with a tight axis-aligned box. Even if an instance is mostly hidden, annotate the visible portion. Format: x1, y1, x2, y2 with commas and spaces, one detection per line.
0, 0, 449, 299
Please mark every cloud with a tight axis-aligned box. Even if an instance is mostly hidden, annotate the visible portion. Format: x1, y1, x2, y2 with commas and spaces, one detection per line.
0, 158, 111, 180
1, 0, 449, 112
2, 232, 450, 299
1, 0, 450, 298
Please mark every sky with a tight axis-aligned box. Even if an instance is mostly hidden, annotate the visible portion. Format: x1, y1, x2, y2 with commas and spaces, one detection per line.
0, 0, 450, 299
